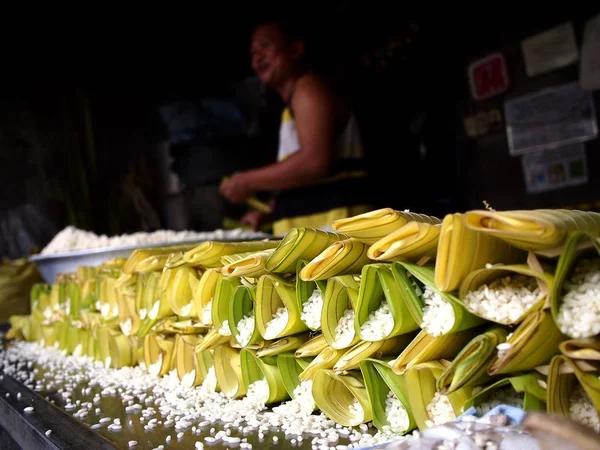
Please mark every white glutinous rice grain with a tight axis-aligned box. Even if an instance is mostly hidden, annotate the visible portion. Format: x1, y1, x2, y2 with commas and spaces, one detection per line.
569, 385, 600, 432
360, 300, 394, 341
201, 300, 213, 325
475, 387, 523, 416
201, 366, 217, 392
263, 307, 289, 340
301, 289, 324, 330
121, 319, 133, 336
496, 342, 512, 359
348, 398, 364, 422
556, 259, 600, 338
236, 313, 255, 346
334, 309, 356, 348
425, 393, 456, 427
420, 288, 455, 336
148, 354, 163, 377
218, 319, 231, 336
179, 302, 193, 317
181, 370, 196, 387
382, 390, 410, 433
463, 274, 542, 324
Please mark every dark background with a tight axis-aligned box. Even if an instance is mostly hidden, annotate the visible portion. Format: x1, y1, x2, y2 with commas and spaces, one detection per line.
0, 4, 598, 257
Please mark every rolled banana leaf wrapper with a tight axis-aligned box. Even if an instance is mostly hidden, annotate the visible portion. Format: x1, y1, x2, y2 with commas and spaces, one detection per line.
117, 287, 140, 337
360, 359, 416, 434
277, 353, 313, 399
321, 275, 361, 350
256, 275, 308, 341
331, 208, 441, 245
41, 324, 58, 348
221, 249, 275, 279
30, 283, 51, 315
435, 213, 526, 292
487, 310, 565, 376
214, 345, 246, 398
458, 264, 554, 326
295, 333, 329, 358
296, 260, 327, 331
392, 263, 484, 336
161, 266, 199, 318
265, 228, 349, 274
391, 328, 479, 375
312, 369, 373, 427
368, 222, 441, 262
334, 336, 413, 373
97, 275, 119, 321
184, 240, 279, 269
550, 232, 600, 339
175, 334, 204, 387
437, 327, 508, 394
356, 264, 420, 342
229, 285, 262, 348
134, 272, 156, 320
299, 346, 345, 381
144, 334, 175, 377
299, 239, 371, 281
193, 269, 222, 326
212, 276, 241, 336
406, 361, 472, 430
123, 246, 193, 274
464, 373, 547, 413
108, 334, 139, 369
194, 329, 231, 352
7, 315, 32, 341
153, 317, 209, 335
241, 349, 289, 404
256, 333, 311, 358
464, 209, 600, 257
195, 348, 216, 389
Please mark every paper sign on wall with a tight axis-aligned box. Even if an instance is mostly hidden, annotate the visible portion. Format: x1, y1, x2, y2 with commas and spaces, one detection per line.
504, 82, 598, 155
468, 53, 510, 101
521, 144, 587, 193
521, 22, 579, 77
580, 14, 600, 91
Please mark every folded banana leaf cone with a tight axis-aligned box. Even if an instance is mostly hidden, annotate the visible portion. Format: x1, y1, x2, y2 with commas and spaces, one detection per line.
464, 373, 547, 413
50, 279, 66, 316
108, 333, 139, 369
391, 328, 480, 375
331, 208, 441, 245
299, 239, 371, 281
458, 263, 554, 326
212, 276, 241, 336
152, 317, 209, 335
194, 269, 222, 326
241, 349, 289, 404
69, 326, 88, 357
487, 310, 566, 376
256, 333, 311, 358
295, 333, 329, 358
296, 260, 327, 331
30, 283, 51, 317
41, 324, 58, 348
437, 327, 508, 394
405, 360, 473, 430
229, 284, 262, 348
256, 274, 308, 341
184, 240, 279, 269
214, 345, 246, 398
221, 249, 275, 279
63, 279, 83, 320
464, 209, 600, 257
393, 263, 484, 335
265, 228, 348, 274
435, 213, 526, 292
97, 326, 121, 367
312, 369, 372, 427
360, 359, 416, 434
276, 353, 313, 399
194, 348, 216, 389
334, 335, 414, 373
194, 328, 231, 352
321, 275, 361, 350
299, 345, 345, 381
175, 334, 204, 387
123, 247, 192, 274
550, 232, 600, 339
96, 273, 120, 321
144, 333, 175, 377
356, 264, 420, 342
161, 266, 199, 318
368, 222, 441, 262
117, 288, 140, 337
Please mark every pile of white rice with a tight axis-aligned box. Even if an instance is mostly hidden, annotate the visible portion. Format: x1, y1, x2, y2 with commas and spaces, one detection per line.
201, 301, 212, 325
360, 300, 394, 341
41, 226, 268, 255
263, 307, 289, 339
463, 274, 543, 324
348, 398, 364, 422
475, 386, 523, 416
147, 353, 163, 377
334, 309, 356, 348
425, 392, 455, 427
569, 385, 600, 431
218, 319, 231, 336
236, 314, 255, 346
382, 390, 410, 433
202, 366, 217, 392
421, 288, 455, 336
556, 259, 600, 338
301, 289, 324, 330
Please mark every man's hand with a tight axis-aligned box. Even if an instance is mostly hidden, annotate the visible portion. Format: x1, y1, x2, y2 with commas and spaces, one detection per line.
219, 173, 255, 204
240, 209, 266, 231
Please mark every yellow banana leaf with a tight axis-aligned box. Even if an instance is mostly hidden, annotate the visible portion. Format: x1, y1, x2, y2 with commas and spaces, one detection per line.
368, 222, 441, 262
334, 336, 413, 373
108, 334, 139, 369
195, 348, 216, 389
175, 334, 204, 387
143, 334, 175, 377
241, 349, 290, 404
194, 328, 231, 352
488, 310, 565, 375
229, 285, 262, 347
299, 346, 345, 381
184, 240, 279, 268
97, 326, 120, 367
123, 247, 189, 274
295, 333, 329, 358
256, 333, 311, 358
277, 353, 313, 399
295, 260, 327, 331
214, 346, 246, 398
560, 338, 600, 361
299, 239, 371, 281
435, 213, 526, 292
162, 266, 198, 317
221, 249, 275, 278
465, 373, 547, 412
117, 288, 140, 337
265, 228, 348, 274
321, 275, 361, 350
312, 369, 373, 426
331, 208, 441, 245
437, 327, 508, 394
193, 269, 222, 326
356, 264, 420, 341
212, 276, 241, 336
464, 209, 600, 257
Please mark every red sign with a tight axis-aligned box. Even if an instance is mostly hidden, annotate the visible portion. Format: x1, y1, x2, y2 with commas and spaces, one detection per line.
468, 52, 510, 101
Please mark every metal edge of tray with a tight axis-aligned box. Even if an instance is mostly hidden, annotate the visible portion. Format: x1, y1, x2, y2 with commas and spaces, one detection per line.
0, 373, 117, 450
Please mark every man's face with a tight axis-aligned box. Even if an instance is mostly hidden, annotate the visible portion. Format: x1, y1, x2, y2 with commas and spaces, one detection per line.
251, 23, 300, 86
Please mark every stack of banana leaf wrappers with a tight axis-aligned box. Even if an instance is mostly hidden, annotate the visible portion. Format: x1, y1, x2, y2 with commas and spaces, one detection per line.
8, 208, 600, 439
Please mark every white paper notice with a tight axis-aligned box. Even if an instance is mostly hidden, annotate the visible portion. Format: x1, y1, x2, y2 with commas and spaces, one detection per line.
504, 82, 598, 155
521, 22, 579, 77
521, 144, 588, 194
580, 14, 600, 91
